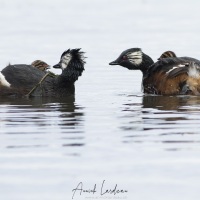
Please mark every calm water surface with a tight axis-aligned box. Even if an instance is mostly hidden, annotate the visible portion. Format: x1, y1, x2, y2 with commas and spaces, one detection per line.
0, 0, 200, 200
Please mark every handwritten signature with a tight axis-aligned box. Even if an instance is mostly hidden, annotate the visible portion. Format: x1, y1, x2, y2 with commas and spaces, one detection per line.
72, 180, 128, 199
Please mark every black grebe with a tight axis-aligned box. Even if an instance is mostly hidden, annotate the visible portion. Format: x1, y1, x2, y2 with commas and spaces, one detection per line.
0, 48, 85, 97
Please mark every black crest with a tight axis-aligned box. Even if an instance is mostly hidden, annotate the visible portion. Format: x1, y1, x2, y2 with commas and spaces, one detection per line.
60, 48, 86, 64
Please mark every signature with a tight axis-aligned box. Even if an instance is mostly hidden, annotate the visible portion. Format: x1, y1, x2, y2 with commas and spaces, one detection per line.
72, 180, 128, 199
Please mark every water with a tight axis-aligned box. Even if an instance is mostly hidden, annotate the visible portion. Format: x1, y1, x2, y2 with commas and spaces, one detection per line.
1, 0, 200, 200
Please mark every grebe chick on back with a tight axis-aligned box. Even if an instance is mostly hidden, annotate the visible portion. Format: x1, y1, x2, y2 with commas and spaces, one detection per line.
158, 51, 177, 60
31, 60, 50, 71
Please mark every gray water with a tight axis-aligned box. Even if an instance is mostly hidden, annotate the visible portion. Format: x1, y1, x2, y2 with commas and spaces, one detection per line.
1, 0, 200, 200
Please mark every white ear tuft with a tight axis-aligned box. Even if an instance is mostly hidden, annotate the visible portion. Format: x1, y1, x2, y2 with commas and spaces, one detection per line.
61, 53, 72, 69
127, 51, 142, 65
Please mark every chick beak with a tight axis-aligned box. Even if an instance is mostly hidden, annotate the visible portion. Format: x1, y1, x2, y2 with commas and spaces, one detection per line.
46, 65, 51, 70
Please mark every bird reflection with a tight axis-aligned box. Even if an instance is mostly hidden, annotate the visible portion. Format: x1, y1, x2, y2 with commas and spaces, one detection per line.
0, 95, 84, 128
142, 95, 190, 110
121, 95, 197, 131
0, 96, 85, 153
120, 95, 200, 150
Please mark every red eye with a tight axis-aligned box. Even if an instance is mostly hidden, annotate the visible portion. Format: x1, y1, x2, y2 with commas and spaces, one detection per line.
122, 55, 127, 60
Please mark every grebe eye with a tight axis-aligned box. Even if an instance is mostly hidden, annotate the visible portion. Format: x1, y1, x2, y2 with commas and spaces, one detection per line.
122, 55, 127, 60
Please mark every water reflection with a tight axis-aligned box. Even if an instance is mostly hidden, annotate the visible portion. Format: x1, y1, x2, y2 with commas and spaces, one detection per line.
142, 95, 190, 110
142, 95, 200, 111
0, 96, 85, 153
120, 95, 200, 150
